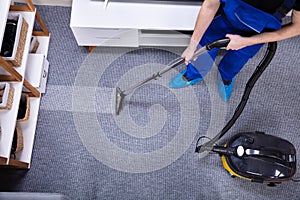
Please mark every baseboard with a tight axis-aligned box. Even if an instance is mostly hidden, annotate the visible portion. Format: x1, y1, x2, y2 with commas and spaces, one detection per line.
13, 0, 72, 7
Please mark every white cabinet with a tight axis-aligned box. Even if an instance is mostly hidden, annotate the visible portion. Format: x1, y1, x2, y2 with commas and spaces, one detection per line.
70, 0, 201, 47
0, 0, 50, 169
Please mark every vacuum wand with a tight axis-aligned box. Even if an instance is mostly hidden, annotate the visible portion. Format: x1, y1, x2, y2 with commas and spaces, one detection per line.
115, 38, 230, 115
122, 58, 185, 96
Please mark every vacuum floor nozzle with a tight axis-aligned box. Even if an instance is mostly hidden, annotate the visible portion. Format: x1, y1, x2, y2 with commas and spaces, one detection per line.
115, 87, 126, 115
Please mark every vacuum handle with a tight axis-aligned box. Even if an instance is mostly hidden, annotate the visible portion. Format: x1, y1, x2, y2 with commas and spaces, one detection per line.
206, 38, 230, 50
162, 38, 230, 74
191, 38, 230, 60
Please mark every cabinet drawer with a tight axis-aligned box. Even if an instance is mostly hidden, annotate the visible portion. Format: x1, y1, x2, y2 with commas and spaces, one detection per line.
71, 27, 139, 47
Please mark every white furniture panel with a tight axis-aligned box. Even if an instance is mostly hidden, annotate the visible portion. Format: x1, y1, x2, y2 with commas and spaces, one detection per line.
71, 27, 139, 46
70, 0, 201, 47
25, 54, 44, 88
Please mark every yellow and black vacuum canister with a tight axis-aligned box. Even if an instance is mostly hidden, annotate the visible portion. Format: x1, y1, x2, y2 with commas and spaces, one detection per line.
213, 131, 297, 183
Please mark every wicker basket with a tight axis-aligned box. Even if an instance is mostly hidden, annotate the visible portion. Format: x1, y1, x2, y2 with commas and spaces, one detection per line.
2, 13, 29, 67
10, 16, 28, 66
17, 93, 30, 122
15, 126, 23, 153
0, 82, 14, 110
29, 36, 40, 53
10, 126, 23, 158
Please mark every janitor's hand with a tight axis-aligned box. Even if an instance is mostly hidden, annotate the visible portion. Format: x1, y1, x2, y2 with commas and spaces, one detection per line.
225, 34, 253, 50
181, 39, 199, 65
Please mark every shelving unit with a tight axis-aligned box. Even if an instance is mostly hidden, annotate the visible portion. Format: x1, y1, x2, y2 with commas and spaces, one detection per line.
0, 0, 50, 169
70, 0, 201, 48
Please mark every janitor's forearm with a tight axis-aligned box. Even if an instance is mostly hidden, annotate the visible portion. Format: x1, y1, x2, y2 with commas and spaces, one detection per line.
226, 10, 300, 50
190, 0, 220, 44
252, 10, 300, 43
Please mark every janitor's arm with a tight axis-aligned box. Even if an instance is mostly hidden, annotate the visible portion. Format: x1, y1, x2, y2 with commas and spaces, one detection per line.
225, 10, 300, 50
181, 0, 220, 65
190, 0, 220, 44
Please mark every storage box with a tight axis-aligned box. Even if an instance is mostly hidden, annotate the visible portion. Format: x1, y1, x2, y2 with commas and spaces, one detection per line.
24, 54, 49, 93
1, 13, 28, 66
0, 82, 14, 110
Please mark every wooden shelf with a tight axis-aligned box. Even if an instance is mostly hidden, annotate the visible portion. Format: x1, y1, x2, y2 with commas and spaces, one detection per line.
0, 10, 36, 163
0, 0, 50, 169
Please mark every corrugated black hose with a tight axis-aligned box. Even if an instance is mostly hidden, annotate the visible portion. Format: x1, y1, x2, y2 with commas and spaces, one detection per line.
195, 42, 278, 153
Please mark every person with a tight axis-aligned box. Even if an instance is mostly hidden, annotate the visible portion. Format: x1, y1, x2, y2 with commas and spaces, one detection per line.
169, 0, 300, 102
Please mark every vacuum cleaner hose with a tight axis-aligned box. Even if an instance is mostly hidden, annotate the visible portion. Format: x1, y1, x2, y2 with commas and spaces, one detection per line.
196, 42, 277, 153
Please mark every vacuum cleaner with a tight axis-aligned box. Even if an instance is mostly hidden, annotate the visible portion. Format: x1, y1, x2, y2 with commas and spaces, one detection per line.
195, 42, 298, 185
114, 39, 297, 185
205, 131, 297, 185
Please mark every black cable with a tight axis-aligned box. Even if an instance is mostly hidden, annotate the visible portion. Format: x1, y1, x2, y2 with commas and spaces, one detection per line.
195, 136, 212, 150
195, 42, 277, 153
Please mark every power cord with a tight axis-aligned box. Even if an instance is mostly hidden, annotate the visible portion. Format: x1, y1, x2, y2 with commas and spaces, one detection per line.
195, 136, 218, 153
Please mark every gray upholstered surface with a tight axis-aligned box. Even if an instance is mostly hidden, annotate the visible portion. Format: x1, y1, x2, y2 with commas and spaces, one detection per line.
0, 5, 299, 200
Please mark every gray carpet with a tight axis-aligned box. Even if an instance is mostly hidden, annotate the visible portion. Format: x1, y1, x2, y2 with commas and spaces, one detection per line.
1, 5, 300, 200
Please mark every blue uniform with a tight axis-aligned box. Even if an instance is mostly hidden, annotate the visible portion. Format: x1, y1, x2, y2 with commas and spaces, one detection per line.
185, 0, 286, 82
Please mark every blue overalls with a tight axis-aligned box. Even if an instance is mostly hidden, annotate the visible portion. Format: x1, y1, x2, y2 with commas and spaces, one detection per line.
185, 0, 288, 82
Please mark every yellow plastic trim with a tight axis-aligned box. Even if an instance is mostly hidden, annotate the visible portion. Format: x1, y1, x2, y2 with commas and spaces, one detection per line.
221, 144, 252, 181
221, 155, 251, 180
